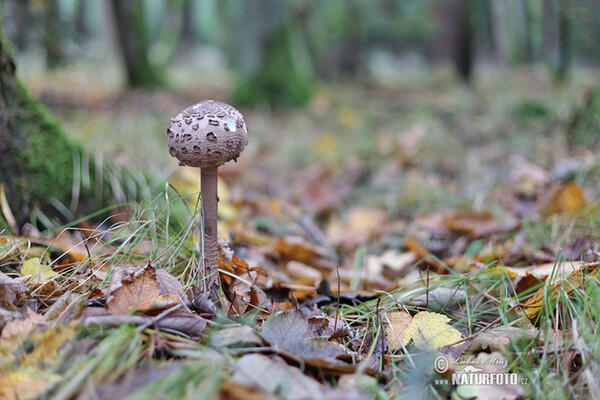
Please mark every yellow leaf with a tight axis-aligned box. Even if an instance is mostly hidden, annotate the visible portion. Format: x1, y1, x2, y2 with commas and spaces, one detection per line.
539, 181, 586, 217
403, 311, 464, 349
522, 262, 599, 321
0, 370, 60, 400
385, 311, 413, 351
21, 258, 57, 283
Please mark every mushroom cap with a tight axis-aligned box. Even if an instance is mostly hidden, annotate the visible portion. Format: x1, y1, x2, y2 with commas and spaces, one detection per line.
167, 100, 248, 169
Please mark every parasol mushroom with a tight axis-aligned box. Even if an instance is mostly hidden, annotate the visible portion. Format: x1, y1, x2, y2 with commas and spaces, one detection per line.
167, 100, 248, 302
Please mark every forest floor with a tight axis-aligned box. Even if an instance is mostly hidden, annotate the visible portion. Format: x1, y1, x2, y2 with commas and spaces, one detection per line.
2, 60, 600, 399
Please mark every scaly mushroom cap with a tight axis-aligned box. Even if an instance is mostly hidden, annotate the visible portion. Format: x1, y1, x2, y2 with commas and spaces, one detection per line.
167, 100, 248, 169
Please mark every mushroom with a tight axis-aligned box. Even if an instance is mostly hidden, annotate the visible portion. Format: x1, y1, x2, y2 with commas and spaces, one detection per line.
167, 100, 248, 302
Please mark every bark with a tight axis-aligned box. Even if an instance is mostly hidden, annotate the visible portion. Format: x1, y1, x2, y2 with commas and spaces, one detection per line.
110, 0, 164, 88
0, 15, 147, 228
0, 16, 79, 224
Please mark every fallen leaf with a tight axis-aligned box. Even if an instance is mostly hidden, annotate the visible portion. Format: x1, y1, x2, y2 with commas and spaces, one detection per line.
0, 271, 27, 310
468, 325, 539, 352
522, 262, 599, 321
539, 181, 586, 217
0, 371, 60, 400
210, 325, 262, 348
260, 309, 351, 370
285, 260, 322, 284
273, 236, 336, 271
1, 309, 46, 340
385, 311, 412, 351
107, 265, 182, 315
21, 257, 57, 284
230, 354, 326, 400
402, 311, 464, 349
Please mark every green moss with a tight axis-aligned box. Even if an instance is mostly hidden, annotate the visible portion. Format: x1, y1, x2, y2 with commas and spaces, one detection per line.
13, 82, 82, 207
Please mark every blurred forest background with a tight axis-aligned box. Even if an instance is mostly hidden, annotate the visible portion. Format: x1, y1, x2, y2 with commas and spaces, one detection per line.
2, 0, 600, 224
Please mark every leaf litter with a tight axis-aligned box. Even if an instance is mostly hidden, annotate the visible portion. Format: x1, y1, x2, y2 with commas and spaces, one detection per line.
3, 70, 600, 399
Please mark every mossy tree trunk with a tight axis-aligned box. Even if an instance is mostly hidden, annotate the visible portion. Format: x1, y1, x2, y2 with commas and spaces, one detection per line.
0, 18, 81, 226
0, 16, 148, 229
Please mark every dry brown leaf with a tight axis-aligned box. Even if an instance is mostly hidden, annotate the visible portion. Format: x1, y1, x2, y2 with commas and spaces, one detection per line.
468, 325, 539, 352
260, 309, 351, 370
539, 181, 587, 217
210, 325, 262, 348
444, 211, 519, 239
107, 265, 181, 315
0, 271, 27, 310
1, 309, 46, 340
230, 354, 327, 400
522, 262, 599, 321
285, 260, 322, 284
273, 236, 336, 271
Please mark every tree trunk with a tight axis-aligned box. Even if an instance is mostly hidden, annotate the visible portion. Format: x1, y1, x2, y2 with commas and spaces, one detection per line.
0, 16, 80, 225
490, 0, 510, 64
177, 0, 195, 54
232, 0, 314, 108
110, 0, 164, 88
556, 0, 571, 81
0, 15, 147, 229
44, 0, 64, 69
12, 0, 32, 51
431, 0, 474, 81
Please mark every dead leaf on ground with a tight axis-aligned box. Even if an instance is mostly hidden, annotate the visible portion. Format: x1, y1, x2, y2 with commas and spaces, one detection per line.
538, 181, 587, 217
107, 265, 182, 315
385, 311, 412, 351
327, 207, 388, 248
522, 262, 599, 321
272, 236, 336, 271
210, 325, 262, 348
0, 271, 27, 310
21, 257, 58, 284
468, 325, 539, 352
259, 309, 352, 371
443, 211, 520, 239
230, 354, 327, 400
1, 308, 47, 340
401, 311, 464, 350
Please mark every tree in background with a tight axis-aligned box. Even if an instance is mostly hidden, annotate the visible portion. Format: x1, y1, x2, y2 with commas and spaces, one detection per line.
110, 0, 164, 88
44, 0, 64, 69
431, 0, 473, 81
228, 0, 314, 108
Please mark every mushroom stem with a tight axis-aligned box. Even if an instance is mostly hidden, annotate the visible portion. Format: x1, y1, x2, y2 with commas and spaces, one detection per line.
200, 166, 219, 301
